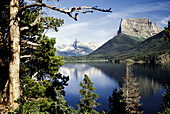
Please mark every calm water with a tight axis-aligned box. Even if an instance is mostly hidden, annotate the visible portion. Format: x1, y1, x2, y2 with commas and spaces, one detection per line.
59, 62, 170, 114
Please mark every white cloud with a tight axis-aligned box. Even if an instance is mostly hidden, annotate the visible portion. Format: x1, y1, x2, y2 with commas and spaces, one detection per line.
156, 15, 170, 29
58, 22, 89, 36
46, 19, 114, 45
104, 1, 170, 30
107, 1, 170, 19
160, 16, 170, 25
46, 22, 90, 44
126, 1, 170, 13
46, 1, 170, 45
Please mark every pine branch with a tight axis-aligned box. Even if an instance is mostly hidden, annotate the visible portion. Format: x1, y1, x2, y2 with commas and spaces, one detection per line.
20, 2, 42, 31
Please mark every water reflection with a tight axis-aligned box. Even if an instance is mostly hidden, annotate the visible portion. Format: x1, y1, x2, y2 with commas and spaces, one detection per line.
88, 63, 166, 98
60, 63, 170, 113
60, 64, 102, 80
138, 76, 162, 98
60, 63, 120, 112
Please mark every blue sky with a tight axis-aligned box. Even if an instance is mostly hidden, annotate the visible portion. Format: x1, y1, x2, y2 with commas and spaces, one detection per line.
34, 0, 170, 45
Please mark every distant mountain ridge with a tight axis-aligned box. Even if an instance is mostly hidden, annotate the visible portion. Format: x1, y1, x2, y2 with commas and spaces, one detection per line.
65, 18, 170, 61
115, 17, 162, 41
56, 39, 100, 56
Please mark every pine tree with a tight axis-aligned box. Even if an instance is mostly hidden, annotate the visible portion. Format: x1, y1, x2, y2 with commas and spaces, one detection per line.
0, 3, 70, 112
160, 84, 170, 113
122, 63, 143, 114
108, 89, 127, 114
1, 0, 111, 109
78, 74, 101, 114
164, 20, 170, 41
15, 36, 75, 113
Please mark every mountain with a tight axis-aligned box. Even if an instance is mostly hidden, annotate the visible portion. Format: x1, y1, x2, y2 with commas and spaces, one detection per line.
56, 39, 100, 56
90, 33, 138, 57
88, 17, 166, 58
115, 17, 162, 41
119, 31, 170, 58
88, 31, 170, 60
65, 17, 169, 62
64, 18, 169, 62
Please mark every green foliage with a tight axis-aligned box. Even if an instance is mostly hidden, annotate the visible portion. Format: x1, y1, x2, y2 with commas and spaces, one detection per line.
78, 74, 100, 114
15, 72, 74, 113
16, 34, 75, 113
11, 1, 73, 113
20, 35, 64, 80
54, 90, 78, 114
15, 2, 71, 112
41, 17, 64, 32
164, 20, 170, 41
35, 35, 64, 78
108, 89, 127, 114
160, 84, 170, 113
14, 76, 52, 113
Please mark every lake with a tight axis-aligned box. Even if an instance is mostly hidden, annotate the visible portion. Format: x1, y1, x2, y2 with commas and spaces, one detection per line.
59, 62, 170, 114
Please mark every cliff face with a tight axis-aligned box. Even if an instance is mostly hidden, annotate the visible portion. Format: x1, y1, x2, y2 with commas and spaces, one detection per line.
115, 17, 162, 41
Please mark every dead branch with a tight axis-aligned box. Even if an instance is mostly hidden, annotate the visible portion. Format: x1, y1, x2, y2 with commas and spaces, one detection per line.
21, 40, 40, 50
28, 97, 40, 101
21, 40, 40, 46
2, 80, 9, 103
32, 70, 40, 80
20, 55, 32, 58
20, 3, 112, 21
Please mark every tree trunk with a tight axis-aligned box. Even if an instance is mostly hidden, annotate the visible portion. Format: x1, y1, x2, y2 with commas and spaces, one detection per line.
9, 0, 21, 109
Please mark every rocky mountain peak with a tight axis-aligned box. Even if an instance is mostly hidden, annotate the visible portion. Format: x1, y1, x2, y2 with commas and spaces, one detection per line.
115, 17, 162, 40
73, 39, 78, 49
56, 39, 100, 56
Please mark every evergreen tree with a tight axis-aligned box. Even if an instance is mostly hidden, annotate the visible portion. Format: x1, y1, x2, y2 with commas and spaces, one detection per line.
15, 36, 77, 113
160, 84, 170, 114
108, 89, 127, 114
1, 0, 111, 109
164, 20, 170, 41
122, 63, 143, 114
0, 0, 64, 109
78, 74, 101, 114
0, 2, 70, 112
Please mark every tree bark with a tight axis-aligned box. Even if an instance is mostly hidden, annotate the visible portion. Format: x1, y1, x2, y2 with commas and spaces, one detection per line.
9, 0, 21, 109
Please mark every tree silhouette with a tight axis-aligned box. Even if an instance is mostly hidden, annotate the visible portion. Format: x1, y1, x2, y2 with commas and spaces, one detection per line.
108, 88, 127, 114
